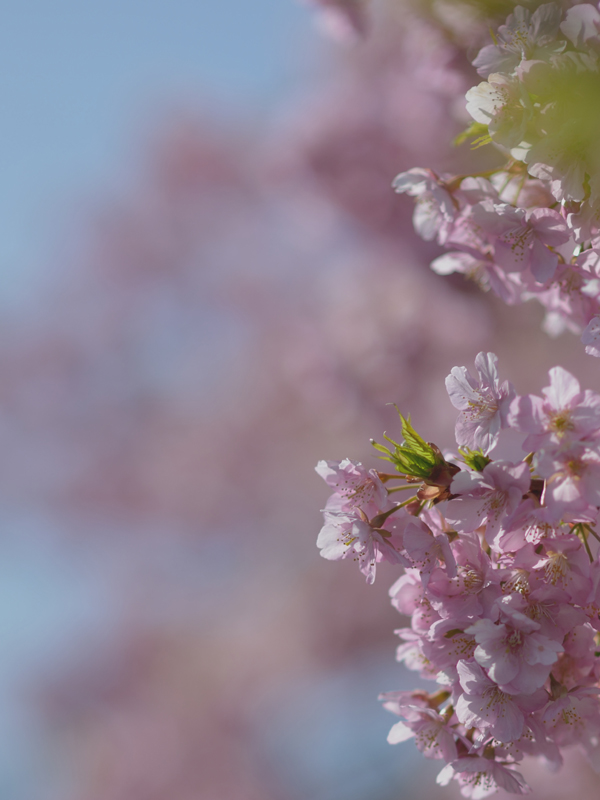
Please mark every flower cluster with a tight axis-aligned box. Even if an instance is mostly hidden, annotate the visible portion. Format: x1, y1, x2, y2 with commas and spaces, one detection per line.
316, 353, 600, 796
395, 2, 600, 354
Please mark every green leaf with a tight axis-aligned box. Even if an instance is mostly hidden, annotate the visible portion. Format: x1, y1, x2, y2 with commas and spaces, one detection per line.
453, 120, 489, 148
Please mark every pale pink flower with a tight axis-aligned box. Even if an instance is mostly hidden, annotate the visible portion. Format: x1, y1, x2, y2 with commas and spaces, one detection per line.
389, 570, 441, 633
444, 460, 531, 540
426, 532, 501, 618
422, 618, 477, 675
530, 535, 593, 605
465, 74, 532, 149
543, 687, 600, 752
474, 3, 565, 78
584, 560, 600, 630
537, 443, 600, 518
315, 458, 388, 511
446, 352, 516, 454
431, 250, 524, 304
395, 629, 440, 681
402, 519, 457, 580
532, 255, 600, 338
316, 506, 407, 583
384, 704, 458, 761
567, 198, 600, 242
494, 498, 563, 551
510, 366, 600, 452
473, 202, 570, 283
437, 757, 531, 798
392, 168, 455, 242
505, 583, 586, 641
467, 610, 562, 694
561, 3, 600, 50
554, 623, 598, 688
378, 690, 428, 714
456, 660, 546, 742
582, 314, 600, 357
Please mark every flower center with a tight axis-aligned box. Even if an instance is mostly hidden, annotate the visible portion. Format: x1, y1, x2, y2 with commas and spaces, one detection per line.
549, 410, 575, 435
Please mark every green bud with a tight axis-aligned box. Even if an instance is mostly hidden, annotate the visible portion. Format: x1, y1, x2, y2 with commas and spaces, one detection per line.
459, 447, 492, 472
371, 411, 442, 480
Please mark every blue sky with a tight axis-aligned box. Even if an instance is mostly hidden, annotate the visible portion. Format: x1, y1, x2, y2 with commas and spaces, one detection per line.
0, 4, 322, 795
0, 0, 318, 303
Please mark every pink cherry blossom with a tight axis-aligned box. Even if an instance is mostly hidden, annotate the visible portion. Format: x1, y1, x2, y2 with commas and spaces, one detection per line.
315, 458, 388, 511
537, 443, 600, 517
465, 73, 532, 149
431, 250, 524, 304
426, 532, 501, 618
384, 704, 458, 761
561, 3, 600, 49
466, 609, 563, 694
316, 506, 408, 583
582, 314, 600, 357
437, 757, 531, 798
444, 460, 531, 540
473, 202, 570, 283
495, 498, 564, 551
530, 535, 593, 604
389, 570, 441, 633
542, 687, 600, 753
402, 519, 457, 580
446, 352, 516, 454
455, 660, 545, 742
420, 620, 478, 684
395, 629, 441, 681
503, 583, 586, 639
392, 168, 456, 242
510, 366, 600, 452
474, 3, 565, 78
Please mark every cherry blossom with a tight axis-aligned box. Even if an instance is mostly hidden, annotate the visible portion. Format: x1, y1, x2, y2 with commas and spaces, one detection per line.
467, 611, 562, 694
436, 757, 531, 798
455, 659, 545, 742
473, 3, 565, 78
384, 704, 458, 761
315, 458, 388, 511
444, 459, 530, 541
561, 3, 600, 50
582, 314, 600, 356
397, 3, 600, 354
316, 351, 600, 794
510, 366, 600, 452
465, 73, 532, 149
474, 203, 570, 283
317, 506, 409, 583
446, 352, 515, 454
537, 444, 600, 518
392, 168, 456, 242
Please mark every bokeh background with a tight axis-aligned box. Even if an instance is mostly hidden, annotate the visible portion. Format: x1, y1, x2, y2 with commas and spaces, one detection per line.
2, 1, 600, 798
